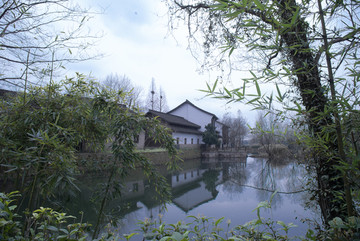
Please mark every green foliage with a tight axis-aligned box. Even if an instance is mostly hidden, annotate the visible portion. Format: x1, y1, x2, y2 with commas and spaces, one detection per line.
0, 191, 90, 240
324, 216, 360, 240
0, 75, 114, 208
0, 191, 22, 240
1, 74, 181, 238
202, 124, 219, 146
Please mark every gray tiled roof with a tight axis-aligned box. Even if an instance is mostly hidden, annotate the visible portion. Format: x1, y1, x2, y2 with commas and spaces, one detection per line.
147, 110, 202, 135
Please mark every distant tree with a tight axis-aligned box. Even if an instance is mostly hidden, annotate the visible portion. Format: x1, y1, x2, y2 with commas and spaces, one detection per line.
0, 0, 100, 89
145, 78, 169, 112
146, 78, 159, 111
222, 111, 248, 148
159, 87, 169, 112
252, 112, 277, 157
202, 124, 219, 146
102, 73, 143, 108
251, 111, 298, 158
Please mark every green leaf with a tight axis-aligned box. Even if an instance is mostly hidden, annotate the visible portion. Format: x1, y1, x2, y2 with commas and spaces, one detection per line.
255, 80, 261, 96
291, 7, 300, 25
275, 83, 283, 102
249, 70, 257, 78
215, 217, 224, 226
212, 78, 219, 93
269, 190, 278, 204
224, 87, 232, 98
253, 0, 265, 11
171, 232, 186, 241
123, 232, 138, 239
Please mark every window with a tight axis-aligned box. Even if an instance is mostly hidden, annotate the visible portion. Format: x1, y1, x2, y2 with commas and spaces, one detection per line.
197, 138, 200, 144
191, 138, 193, 144
133, 183, 139, 192
184, 138, 187, 144
176, 137, 179, 144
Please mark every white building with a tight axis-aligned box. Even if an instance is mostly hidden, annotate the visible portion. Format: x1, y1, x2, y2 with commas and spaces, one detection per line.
168, 100, 218, 132
145, 100, 229, 147
168, 100, 229, 146
146, 110, 203, 147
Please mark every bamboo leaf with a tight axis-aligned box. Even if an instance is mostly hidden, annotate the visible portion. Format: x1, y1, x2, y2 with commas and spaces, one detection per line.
276, 83, 283, 102
253, 0, 265, 11
250, 70, 257, 78
291, 7, 300, 25
212, 78, 219, 93
224, 87, 232, 97
255, 80, 261, 96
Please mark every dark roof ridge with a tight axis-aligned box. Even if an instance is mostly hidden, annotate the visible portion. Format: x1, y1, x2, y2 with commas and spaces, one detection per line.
147, 109, 201, 129
168, 99, 218, 120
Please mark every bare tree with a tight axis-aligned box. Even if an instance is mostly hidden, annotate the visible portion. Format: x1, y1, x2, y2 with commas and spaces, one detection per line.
252, 111, 277, 157
251, 111, 298, 159
102, 73, 143, 108
222, 110, 248, 149
0, 0, 101, 89
145, 78, 169, 112
159, 87, 169, 112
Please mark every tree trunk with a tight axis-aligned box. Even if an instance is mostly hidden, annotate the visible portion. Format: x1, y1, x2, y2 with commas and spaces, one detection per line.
279, 0, 348, 223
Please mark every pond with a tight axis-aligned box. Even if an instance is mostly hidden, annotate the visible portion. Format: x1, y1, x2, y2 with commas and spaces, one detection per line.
59, 156, 320, 239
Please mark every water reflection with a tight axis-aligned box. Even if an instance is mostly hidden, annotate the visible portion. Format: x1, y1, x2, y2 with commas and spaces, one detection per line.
59, 157, 318, 238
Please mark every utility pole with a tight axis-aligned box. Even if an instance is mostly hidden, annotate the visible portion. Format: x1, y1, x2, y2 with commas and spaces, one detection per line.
151, 90, 155, 110
151, 78, 155, 110
160, 93, 163, 112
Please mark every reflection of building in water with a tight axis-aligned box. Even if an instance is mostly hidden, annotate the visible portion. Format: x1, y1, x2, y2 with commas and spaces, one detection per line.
173, 182, 215, 212
171, 169, 206, 188
171, 169, 223, 213
122, 180, 145, 199
111, 165, 226, 216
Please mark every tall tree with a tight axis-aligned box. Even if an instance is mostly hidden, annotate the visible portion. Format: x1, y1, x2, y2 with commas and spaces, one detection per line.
102, 73, 143, 108
222, 111, 248, 148
0, 0, 100, 89
166, 0, 360, 222
202, 123, 219, 146
145, 78, 169, 112
159, 86, 169, 112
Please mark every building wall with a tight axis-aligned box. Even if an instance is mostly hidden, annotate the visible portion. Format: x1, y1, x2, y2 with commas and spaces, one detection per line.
172, 132, 203, 145
170, 104, 213, 132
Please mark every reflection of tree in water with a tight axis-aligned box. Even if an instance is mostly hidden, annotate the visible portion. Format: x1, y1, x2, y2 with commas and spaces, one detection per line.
202, 169, 220, 197
221, 162, 249, 195
254, 158, 309, 209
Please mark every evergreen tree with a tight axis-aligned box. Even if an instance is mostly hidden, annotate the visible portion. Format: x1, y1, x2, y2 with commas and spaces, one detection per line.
202, 124, 219, 146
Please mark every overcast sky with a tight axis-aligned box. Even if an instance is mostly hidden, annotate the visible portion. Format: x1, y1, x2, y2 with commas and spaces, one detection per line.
71, 0, 257, 123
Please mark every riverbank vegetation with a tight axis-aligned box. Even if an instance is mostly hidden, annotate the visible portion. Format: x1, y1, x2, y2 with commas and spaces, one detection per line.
0, 77, 181, 238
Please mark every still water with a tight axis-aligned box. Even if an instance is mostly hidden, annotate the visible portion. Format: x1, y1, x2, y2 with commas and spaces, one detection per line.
62, 156, 319, 239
